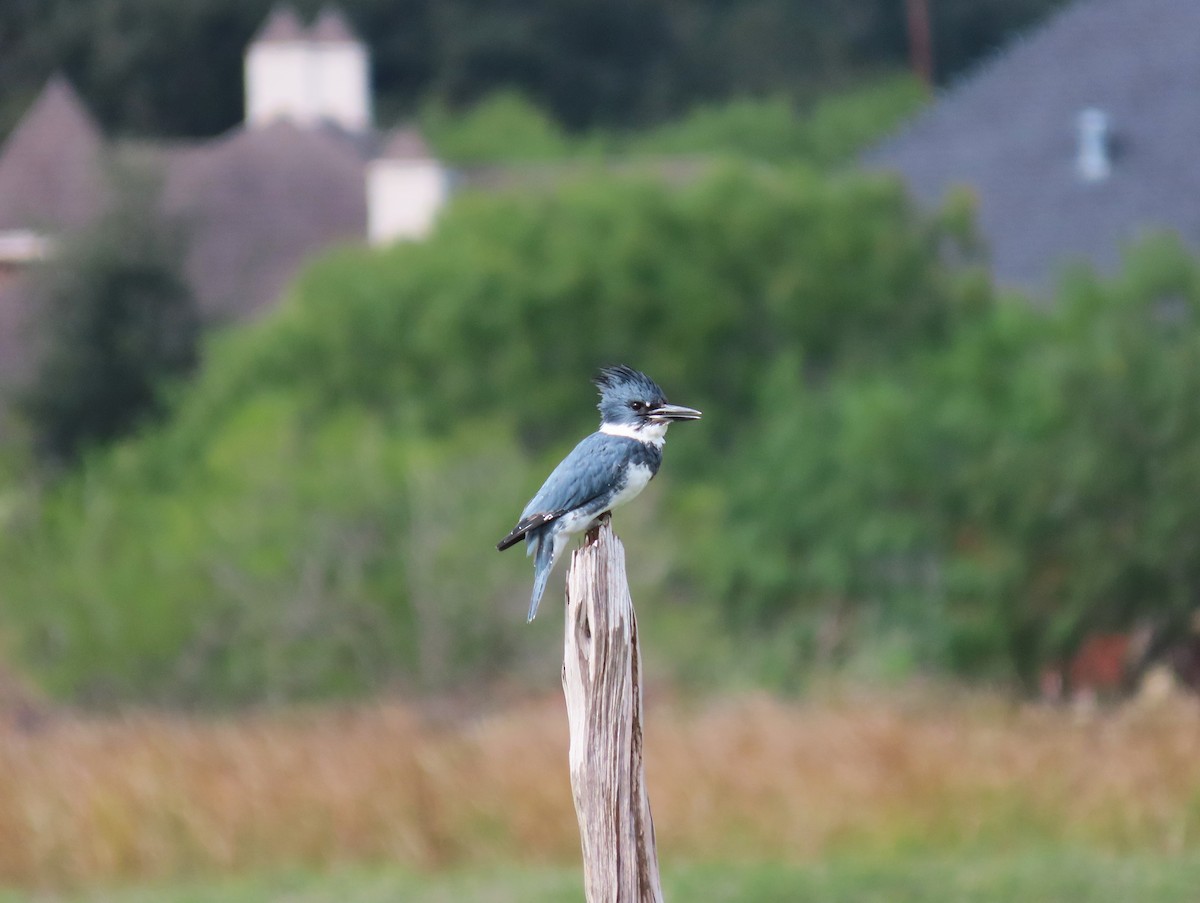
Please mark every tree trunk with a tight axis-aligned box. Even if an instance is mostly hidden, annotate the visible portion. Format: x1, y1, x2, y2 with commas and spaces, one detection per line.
561, 516, 664, 903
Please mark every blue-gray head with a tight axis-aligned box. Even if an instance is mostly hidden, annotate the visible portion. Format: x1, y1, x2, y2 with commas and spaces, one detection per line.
593, 365, 701, 438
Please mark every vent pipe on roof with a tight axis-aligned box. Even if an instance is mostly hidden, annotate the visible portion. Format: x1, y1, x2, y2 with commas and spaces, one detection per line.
1077, 107, 1112, 182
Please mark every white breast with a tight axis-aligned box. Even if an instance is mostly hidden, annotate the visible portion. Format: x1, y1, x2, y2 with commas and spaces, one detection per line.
555, 462, 656, 540
606, 462, 655, 512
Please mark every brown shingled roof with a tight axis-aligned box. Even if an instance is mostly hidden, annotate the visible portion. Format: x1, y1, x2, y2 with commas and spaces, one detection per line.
0, 76, 105, 232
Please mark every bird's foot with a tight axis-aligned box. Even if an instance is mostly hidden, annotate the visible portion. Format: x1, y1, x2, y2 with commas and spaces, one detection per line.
584, 511, 612, 545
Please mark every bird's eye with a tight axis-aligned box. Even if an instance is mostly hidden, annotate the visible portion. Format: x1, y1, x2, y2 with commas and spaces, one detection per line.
629, 401, 645, 412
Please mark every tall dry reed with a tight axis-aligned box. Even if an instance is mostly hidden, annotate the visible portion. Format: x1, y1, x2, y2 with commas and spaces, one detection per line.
2, 689, 1199, 889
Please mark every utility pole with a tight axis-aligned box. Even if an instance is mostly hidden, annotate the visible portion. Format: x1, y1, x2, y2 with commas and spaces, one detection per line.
906, 0, 935, 88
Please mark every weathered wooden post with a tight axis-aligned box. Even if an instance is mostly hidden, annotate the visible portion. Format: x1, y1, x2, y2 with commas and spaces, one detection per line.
561, 514, 664, 903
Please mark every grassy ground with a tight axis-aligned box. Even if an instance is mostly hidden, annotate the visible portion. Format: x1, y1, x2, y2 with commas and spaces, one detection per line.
5, 851, 1200, 903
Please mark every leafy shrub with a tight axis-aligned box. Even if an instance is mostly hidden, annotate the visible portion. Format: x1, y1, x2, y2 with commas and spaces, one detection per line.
18, 165, 199, 464
711, 235, 1200, 688
187, 163, 978, 453
3, 397, 536, 705
18, 159, 1196, 701
626, 76, 926, 165
422, 75, 926, 167
420, 91, 579, 163
0, 162, 980, 704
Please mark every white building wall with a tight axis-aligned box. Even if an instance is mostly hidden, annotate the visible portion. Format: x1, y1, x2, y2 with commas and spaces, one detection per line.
313, 43, 372, 131
366, 160, 449, 244
0, 229, 54, 264
245, 42, 317, 127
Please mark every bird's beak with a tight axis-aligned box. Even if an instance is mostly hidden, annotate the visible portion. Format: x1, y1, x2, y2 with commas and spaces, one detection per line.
648, 403, 702, 423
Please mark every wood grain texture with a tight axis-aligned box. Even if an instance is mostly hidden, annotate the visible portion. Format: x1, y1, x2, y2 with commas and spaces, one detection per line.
562, 517, 664, 903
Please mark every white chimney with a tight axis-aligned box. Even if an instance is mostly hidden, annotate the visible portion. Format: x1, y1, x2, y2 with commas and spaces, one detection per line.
367, 129, 449, 244
245, 5, 371, 131
245, 7, 314, 127
310, 8, 372, 132
1077, 107, 1112, 183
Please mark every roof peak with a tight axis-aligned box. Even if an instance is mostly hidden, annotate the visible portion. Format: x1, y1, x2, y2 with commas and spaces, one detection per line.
310, 7, 359, 43
253, 5, 307, 44
252, 4, 361, 46
0, 75, 106, 232
1, 75, 101, 152
377, 127, 432, 160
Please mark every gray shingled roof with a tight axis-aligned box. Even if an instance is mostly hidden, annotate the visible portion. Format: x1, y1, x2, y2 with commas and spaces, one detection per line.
867, 0, 1200, 292
377, 127, 433, 160
160, 122, 367, 321
0, 77, 373, 359
0, 76, 105, 232
310, 7, 359, 43
253, 5, 307, 44
0, 77, 106, 397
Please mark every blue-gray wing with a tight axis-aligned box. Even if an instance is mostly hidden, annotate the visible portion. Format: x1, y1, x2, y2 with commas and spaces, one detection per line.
496, 433, 629, 551
522, 432, 629, 518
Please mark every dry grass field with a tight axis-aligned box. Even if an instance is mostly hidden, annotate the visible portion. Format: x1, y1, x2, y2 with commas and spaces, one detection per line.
2, 687, 1200, 891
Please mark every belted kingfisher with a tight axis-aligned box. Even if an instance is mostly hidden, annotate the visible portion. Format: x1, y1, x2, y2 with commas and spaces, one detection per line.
497, 365, 701, 621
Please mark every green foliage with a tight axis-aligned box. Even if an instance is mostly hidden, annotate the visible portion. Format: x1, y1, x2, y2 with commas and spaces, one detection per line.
9, 149, 1200, 704
801, 77, 929, 167
957, 238, 1200, 681
713, 234, 1200, 687
422, 76, 927, 167
624, 96, 813, 162
6, 852, 1200, 903
0, 162, 980, 704
175, 164, 977, 454
18, 164, 200, 464
3, 396, 534, 705
0, 0, 1067, 139
626, 77, 926, 166
0, 0, 273, 139
420, 91, 578, 163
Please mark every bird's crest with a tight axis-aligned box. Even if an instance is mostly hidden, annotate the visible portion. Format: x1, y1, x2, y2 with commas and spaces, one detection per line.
593, 365, 665, 407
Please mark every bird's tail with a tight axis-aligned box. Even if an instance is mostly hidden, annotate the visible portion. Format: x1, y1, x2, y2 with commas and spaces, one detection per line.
527, 534, 555, 621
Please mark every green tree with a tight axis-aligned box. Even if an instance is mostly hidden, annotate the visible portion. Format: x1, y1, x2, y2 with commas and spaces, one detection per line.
0, 0, 1070, 139
420, 90, 574, 163
20, 165, 200, 463
949, 238, 1200, 685
710, 234, 1200, 690
0, 162, 981, 705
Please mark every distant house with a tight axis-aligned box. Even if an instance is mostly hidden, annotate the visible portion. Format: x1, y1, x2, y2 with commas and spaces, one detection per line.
0, 76, 106, 388
867, 0, 1200, 292
0, 5, 448, 395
